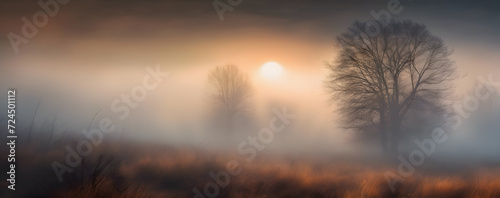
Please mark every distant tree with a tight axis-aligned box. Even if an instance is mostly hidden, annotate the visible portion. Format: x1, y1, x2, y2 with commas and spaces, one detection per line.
325, 20, 456, 155
207, 64, 251, 133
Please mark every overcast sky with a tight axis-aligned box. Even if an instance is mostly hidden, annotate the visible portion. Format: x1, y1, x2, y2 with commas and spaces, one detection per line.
0, 0, 499, 146
1, 0, 498, 68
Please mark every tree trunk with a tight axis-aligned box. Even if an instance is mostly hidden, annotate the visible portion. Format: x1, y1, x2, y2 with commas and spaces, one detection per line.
388, 103, 401, 155
389, 116, 401, 155
379, 106, 388, 154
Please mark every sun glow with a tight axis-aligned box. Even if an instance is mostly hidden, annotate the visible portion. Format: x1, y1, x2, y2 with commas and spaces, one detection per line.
260, 61, 284, 79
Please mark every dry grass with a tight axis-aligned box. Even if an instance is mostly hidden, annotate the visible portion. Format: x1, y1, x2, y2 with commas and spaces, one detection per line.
3, 139, 500, 198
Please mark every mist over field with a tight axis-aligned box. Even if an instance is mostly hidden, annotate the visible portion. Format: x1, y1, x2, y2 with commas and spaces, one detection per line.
1, 0, 500, 197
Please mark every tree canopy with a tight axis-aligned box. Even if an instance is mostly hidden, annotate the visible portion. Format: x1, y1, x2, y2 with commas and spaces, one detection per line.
326, 20, 456, 154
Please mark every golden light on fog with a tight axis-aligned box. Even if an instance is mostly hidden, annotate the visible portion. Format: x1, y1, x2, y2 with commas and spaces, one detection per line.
260, 61, 284, 79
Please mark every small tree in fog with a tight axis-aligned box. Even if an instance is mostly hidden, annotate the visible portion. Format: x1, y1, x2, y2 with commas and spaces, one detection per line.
207, 64, 251, 133
325, 20, 456, 155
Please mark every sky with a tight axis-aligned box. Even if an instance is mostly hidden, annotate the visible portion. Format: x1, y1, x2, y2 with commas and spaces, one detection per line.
0, 0, 499, 151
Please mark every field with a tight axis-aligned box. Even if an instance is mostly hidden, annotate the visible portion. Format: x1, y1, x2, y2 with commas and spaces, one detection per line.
3, 138, 500, 198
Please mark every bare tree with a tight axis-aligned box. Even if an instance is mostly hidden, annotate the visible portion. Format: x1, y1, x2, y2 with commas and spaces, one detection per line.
207, 64, 252, 133
325, 20, 456, 155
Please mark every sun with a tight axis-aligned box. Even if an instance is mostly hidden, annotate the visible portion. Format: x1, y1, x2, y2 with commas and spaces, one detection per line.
260, 61, 284, 79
